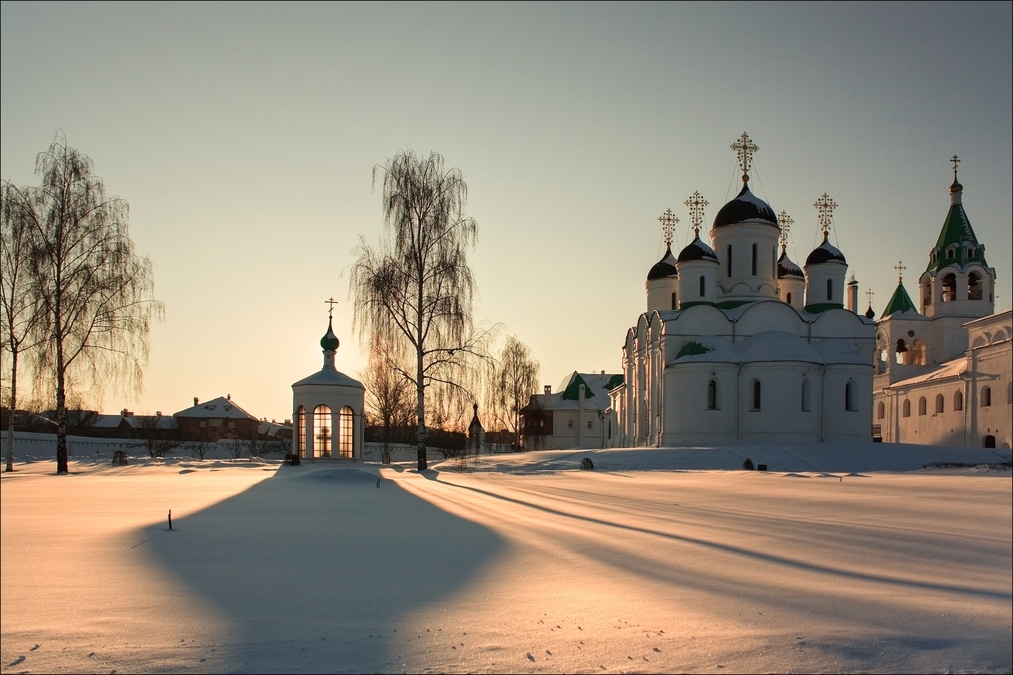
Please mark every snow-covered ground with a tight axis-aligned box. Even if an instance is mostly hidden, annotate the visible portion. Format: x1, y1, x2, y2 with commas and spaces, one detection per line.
1, 443, 1010, 674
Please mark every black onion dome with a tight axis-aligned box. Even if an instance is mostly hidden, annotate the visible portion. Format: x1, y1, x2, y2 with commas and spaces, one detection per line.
678, 234, 718, 263
647, 245, 679, 280
777, 249, 804, 278
805, 235, 847, 266
713, 183, 778, 228
865, 305, 876, 320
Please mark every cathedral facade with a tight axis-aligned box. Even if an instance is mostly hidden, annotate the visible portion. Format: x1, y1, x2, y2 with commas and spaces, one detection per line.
611, 134, 876, 447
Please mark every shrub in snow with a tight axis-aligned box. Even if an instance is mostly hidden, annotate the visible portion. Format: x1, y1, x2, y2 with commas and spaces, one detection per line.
742, 457, 755, 470
580, 457, 594, 470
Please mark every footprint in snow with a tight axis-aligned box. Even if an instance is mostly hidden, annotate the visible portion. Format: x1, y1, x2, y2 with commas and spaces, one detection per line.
30, 645, 40, 651
653, 647, 661, 652
88, 652, 95, 657
526, 652, 535, 662
8, 656, 26, 667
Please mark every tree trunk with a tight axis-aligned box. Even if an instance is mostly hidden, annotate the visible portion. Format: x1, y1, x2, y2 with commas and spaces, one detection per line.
55, 322, 68, 474
416, 348, 427, 472
5, 349, 16, 472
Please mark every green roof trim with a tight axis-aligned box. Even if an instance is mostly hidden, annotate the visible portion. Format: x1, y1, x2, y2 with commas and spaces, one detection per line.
926, 203, 988, 272
678, 301, 716, 310
882, 282, 918, 317
560, 373, 595, 401
676, 341, 712, 359
715, 300, 753, 309
803, 302, 845, 314
605, 374, 625, 390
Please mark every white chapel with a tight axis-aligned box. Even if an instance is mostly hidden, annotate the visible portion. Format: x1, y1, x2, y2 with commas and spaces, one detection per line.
291, 310, 365, 459
611, 134, 876, 446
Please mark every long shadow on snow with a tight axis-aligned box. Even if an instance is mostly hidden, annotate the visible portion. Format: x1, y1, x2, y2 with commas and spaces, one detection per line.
427, 473, 1008, 602
141, 465, 505, 672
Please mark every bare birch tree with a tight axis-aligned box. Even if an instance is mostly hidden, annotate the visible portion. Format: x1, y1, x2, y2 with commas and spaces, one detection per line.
15, 135, 163, 474
360, 334, 413, 464
351, 150, 493, 471
488, 336, 539, 446
1, 182, 46, 472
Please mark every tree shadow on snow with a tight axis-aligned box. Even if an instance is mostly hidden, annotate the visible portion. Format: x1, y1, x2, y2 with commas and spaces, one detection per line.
139, 465, 504, 673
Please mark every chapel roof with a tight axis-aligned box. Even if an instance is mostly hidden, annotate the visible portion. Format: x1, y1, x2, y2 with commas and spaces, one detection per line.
320, 317, 340, 351
777, 248, 804, 278
805, 233, 847, 266
678, 234, 719, 263
713, 182, 779, 229
882, 281, 918, 318
647, 245, 679, 280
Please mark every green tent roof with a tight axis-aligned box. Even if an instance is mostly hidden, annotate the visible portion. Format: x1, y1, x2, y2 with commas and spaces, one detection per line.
882, 281, 918, 317
926, 202, 988, 273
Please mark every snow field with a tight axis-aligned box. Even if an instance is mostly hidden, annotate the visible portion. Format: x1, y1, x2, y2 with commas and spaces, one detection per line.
1, 446, 1011, 673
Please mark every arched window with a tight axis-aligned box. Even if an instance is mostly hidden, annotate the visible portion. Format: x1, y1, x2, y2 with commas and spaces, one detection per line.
801, 377, 811, 412
981, 386, 991, 407
826, 279, 833, 301
968, 272, 982, 300
942, 273, 956, 302
671, 292, 677, 310
751, 243, 758, 276
845, 380, 856, 411
935, 393, 944, 414
296, 406, 306, 458
727, 245, 733, 277
751, 380, 761, 411
983, 435, 996, 448
918, 397, 927, 416
339, 406, 354, 458
902, 399, 911, 417
699, 276, 706, 298
786, 292, 792, 305
707, 379, 718, 410
923, 284, 932, 307
313, 404, 332, 457
954, 390, 963, 411
877, 401, 885, 420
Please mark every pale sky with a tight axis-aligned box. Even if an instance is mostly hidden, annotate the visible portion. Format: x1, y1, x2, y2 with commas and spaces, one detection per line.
2, 2, 1011, 424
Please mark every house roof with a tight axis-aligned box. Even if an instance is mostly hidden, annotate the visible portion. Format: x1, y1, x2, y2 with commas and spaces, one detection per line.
173, 396, 259, 420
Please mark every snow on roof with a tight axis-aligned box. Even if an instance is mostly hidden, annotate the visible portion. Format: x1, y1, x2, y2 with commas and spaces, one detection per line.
292, 367, 364, 389
173, 396, 259, 420
885, 358, 968, 389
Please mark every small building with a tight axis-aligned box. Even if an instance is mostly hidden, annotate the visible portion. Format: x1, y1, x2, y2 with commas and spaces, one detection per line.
520, 371, 624, 450
291, 316, 365, 459
173, 396, 260, 439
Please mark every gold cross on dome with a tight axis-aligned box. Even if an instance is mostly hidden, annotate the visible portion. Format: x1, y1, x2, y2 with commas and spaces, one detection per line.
866, 289, 875, 307
950, 154, 960, 178
777, 210, 793, 248
813, 193, 837, 238
894, 261, 906, 282
731, 132, 759, 179
684, 191, 709, 235
325, 297, 338, 318
658, 209, 679, 247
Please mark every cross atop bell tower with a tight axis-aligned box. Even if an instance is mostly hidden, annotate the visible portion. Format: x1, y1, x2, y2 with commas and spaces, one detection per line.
731, 132, 759, 182
325, 296, 338, 319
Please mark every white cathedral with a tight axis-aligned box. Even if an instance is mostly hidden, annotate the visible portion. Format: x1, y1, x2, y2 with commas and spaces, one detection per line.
610, 134, 878, 446
609, 136, 1009, 450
